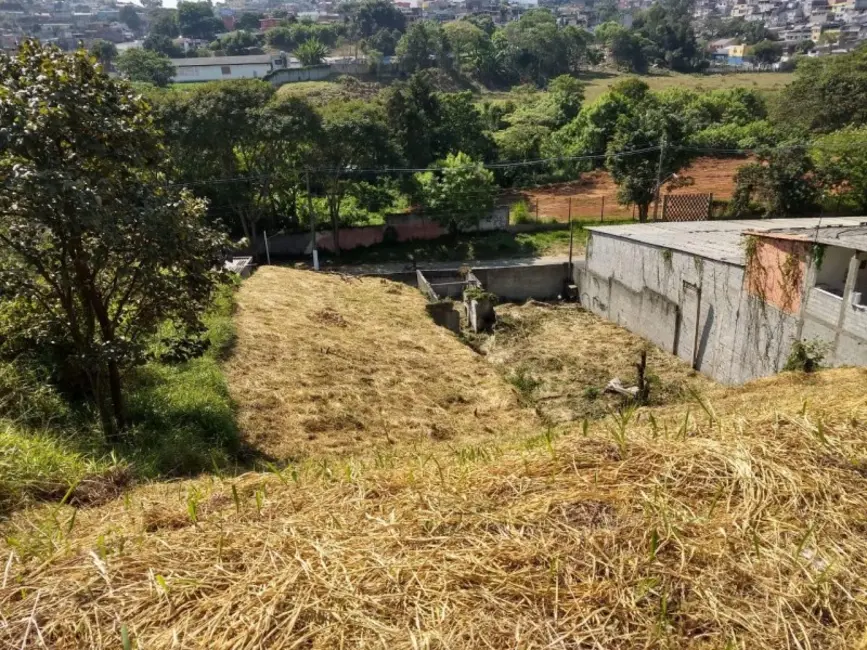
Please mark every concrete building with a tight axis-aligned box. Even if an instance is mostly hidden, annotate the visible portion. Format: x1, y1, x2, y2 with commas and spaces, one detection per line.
170, 54, 282, 82
578, 218, 867, 384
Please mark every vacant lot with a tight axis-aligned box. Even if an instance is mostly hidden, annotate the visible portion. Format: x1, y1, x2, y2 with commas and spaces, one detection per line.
484, 302, 714, 422
225, 267, 538, 459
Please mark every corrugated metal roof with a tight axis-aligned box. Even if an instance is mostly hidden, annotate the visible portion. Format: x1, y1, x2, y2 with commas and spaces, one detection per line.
588, 217, 867, 266
171, 55, 274, 67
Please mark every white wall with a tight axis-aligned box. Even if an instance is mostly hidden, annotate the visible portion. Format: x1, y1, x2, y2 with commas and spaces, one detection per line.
172, 63, 272, 83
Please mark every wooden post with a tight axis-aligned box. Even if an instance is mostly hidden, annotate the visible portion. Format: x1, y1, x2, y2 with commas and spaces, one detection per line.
632, 203, 635, 220
707, 193, 714, 221
535, 199, 540, 222
264, 230, 271, 265
600, 196, 605, 223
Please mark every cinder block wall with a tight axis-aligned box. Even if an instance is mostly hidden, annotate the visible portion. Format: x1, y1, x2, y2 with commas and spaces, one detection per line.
578, 233, 800, 384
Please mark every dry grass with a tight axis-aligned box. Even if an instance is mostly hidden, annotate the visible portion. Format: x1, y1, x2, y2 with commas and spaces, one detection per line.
484, 302, 714, 422
2, 368, 866, 648
225, 267, 537, 460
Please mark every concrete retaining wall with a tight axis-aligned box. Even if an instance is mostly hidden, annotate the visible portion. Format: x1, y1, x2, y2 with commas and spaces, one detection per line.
474, 262, 569, 302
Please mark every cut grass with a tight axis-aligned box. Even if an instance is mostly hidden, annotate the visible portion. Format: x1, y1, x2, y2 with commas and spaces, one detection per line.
2, 367, 865, 648
484, 302, 714, 422
225, 267, 539, 460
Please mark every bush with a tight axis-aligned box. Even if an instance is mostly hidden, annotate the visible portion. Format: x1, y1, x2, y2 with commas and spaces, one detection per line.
784, 339, 828, 373
510, 201, 534, 225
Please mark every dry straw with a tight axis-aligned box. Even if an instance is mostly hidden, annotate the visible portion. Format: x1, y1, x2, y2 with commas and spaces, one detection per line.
1, 367, 866, 649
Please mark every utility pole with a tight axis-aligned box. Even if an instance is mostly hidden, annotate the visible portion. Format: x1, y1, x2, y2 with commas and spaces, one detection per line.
652, 134, 666, 222
307, 171, 319, 271
568, 197, 574, 277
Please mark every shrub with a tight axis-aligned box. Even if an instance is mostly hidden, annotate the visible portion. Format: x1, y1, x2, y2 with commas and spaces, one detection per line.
510, 201, 534, 225
784, 339, 828, 373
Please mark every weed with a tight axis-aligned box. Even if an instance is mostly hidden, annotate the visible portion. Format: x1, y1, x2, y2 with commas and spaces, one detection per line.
784, 339, 828, 373
507, 366, 541, 400
582, 386, 600, 401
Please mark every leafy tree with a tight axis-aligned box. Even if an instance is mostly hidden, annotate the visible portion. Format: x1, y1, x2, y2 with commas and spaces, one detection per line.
444, 20, 487, 68
295, 38, 329, 66
88, 38, 117, 65
463, 13, 495, 36
353, 0, 406, 39
148, 9, 180, 38
143, 32, 183, 57
690, 120, 782, 150
811, 127, 867, 212
415, 152, 495, 232
494, 123, 551, 185
396, 20, 449, 73
115, 48, 175, 86
236, 12, 263, 31
149, 80, 280, 248
750, 39, 783, 66
774, 47, 867, 132
606, 102, 693, 222
499, 9, 574, 84
178, 1, 223, 41
547, 74, 585, 125
212, 30, 260, 55
438, 91, 496, 161
597, 22, 653, 73
265, 26, 294, 49
316, 101, 399, 253
795, 39, 814, 54
632, 0, 706, 71
365, 27, 400, 55
119, 5, 142, 32
731, 147, 820, 217
594, 0, 621, 23
0, 43, 225, 439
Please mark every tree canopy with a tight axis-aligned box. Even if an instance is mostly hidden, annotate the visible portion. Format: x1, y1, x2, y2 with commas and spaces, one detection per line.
115, 48, 175, 86
415, 152, 496, 232
0, 42, 225, 438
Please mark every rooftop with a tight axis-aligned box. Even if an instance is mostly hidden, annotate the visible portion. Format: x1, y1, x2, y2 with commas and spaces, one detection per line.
589, 217, 867, 265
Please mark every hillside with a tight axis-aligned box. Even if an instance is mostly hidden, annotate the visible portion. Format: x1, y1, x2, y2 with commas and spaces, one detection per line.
2, 366, 865, 648
225, 267, 538, 459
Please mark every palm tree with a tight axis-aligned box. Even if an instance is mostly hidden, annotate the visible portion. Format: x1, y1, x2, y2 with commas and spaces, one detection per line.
295, 39, 329, 66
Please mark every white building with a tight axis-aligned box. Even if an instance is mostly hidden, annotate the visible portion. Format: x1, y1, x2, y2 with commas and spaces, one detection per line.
170, 54, 281, 83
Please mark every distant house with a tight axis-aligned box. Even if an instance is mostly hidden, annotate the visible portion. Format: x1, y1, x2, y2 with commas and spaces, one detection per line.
170, 54, 284, 83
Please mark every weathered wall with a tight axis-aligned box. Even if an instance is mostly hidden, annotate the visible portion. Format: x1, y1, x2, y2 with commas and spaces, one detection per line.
579, 232, 800, 384
474, 263, 568, 302
745, 237, 809, 314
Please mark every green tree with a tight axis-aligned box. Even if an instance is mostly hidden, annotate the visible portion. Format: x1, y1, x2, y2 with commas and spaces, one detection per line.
236, 12, 263, 31
88, 38, 118, 66
365, 28, 401, 56
353, 0, 406, 39
295, 38, 329, 65
143, 32, 183, 57
795, 39, 814, 54
265, 26, 294, 49
606, 103, 693, 222
212, 29, 260, 55
749, 39, 783, 66
499, 9, 573, 84
731, 147, 820, 217
632, 0, 706, 71
444, 20, 487, 69
316, 101, 399, 253
148, 9, 180, 38
0, 43, 225, 439
415, 152, 495, 232
119, 5, 142, 32
811, 127, 867, 212
178, 1, 223, 40
115, 48, 175, 86
396, 20, 449, 73
774, 47, 867, 132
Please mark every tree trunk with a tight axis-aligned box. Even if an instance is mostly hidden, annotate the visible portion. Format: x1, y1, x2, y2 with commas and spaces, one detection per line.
107, 359, 126, 435
638, 203, 650, 223
330, 205, 341, 257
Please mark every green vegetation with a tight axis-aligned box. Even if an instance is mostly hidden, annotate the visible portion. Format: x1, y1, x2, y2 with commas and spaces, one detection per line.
321, 226, 604, 266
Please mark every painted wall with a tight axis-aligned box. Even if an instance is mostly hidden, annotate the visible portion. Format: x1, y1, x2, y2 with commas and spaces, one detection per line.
744, 237, 810, 314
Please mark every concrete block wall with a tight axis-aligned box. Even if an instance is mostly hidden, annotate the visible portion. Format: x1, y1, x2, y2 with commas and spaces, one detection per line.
474, 263, 568, 302
581, 232, 801, 384
804, 287, 843, 326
